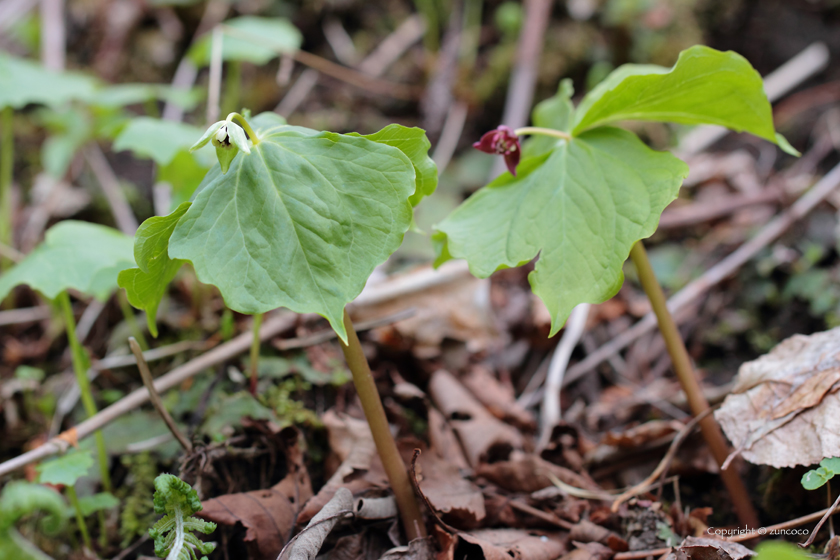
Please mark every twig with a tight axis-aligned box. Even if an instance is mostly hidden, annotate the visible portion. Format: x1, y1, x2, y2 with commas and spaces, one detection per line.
0, 305, 50, 326
658, 189, 784, 230
489, 0, 552, 177
83, 145, 138, 235
610, 407, 715, 511
505, 498, 574, 530
39, 0, 64, 70
207, 26, 223, 124
432, 101, 469, 175
128, 337, 192, 452
563, 162, 840, 389
614, 547, 671, 560
539, 303, 590, 450
0, 240, 22, 263
727, 506, 840, 543
802, 491, 840, 548
272, 308, 415, 351
0, 311, 297, 477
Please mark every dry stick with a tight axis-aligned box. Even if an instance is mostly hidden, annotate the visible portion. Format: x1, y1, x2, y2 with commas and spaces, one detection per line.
338, 309, 426, 541
128, 337, 192, 452
206, 26, 224, 124
39, 0, 64, 70
564, 162, 840, 389
614, 548, 672, 560
610, 407, 715, 511
801, 491, 840, 548
0, 305, 50, 326
629, 242, 759, 529
83, 145, 138, 235
273, 308, 415, 351
0, 311, 297, 478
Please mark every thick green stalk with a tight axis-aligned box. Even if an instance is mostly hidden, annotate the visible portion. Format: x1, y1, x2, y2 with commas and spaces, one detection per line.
118, 291, 148, 351
222, 61, 242, 118
339, 309, 426, 541
58, 292, 112, 493
248, 312, 263, 395
66, 485, 92, 550
629, 241, 759, 528
1, 106, 13, 272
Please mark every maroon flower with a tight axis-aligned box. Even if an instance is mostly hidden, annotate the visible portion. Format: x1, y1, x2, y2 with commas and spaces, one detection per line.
473, 125, 521, 176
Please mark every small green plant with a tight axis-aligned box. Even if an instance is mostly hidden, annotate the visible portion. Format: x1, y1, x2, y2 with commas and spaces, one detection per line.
0, 481, 66, 560
435, 45, 795, 527
802, 457, 840, 490
120, 110, 435, 539
149, 474, 216, 560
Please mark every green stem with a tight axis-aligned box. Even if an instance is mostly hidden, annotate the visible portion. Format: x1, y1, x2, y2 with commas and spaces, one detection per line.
222, 61, 242, 118
225, 112, 259, 145
118, 291, 148, 351
338, 309, 426, 540
413, 0, 439, 51
629, 241, 759, 528
514, 126, 572, 141
66, 485, 92, 551
1, 106, 13, 272
58, 292, 112, 493
249, 312, 263, 395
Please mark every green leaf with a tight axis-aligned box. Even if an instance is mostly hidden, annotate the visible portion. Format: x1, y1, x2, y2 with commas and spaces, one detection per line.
0, 482, 66, 560
37, 450, 94, 486
167, 113, 416, 342
755, 542, 810, 560
571, 46, 791, 153
522, 78, 574, 159
0, 221, 136, 302
349, 124, 437, 207
149, 474, 216, 560
90, 84, 202, 110
189, 16, 302, 66
113, 117, 205, 166
801, 457, 840, 490
77, 493, 119, 516
118, 203, 190, 337
0, 53, 99, 109
434, 127, 687, 335
158, 151, 212, 210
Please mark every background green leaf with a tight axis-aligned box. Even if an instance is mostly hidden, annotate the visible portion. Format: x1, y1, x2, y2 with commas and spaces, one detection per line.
0, 482, 66, 560
113, 117, 205, 166
36, 450, 94, 487
118, 203, 191, 337
434, 127, 687, 335
522, 78, 575, 159
167, 113, 416, 342
77, 493, 119, 516
0, 53, 98, 109
571, 46, 787, 151
189, 17, 302, 66
0, 221, 136, 302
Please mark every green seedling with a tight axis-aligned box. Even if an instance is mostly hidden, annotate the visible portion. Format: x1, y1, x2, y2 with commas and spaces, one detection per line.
0, 481, 66, 560
435, 45, 797, 527
802, 457, 840, 490
0, 220, 137, 494
120, 110, 436, 540
149, 474, 216, 560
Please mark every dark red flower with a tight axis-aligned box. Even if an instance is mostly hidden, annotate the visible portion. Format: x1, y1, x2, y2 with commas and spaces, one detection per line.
473, 125, 521, 176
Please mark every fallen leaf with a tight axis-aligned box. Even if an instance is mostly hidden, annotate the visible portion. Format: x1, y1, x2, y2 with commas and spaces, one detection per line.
560, 541, 615, 560
716, 327, 840, 467
427, 408, 470, 470
380, 537, 437, 559
670, 537, 755, 560
428, 370, 523, 467
455, 529, 566, 560
416, 448, 486, 528
602, 421, 683, 448
288, 487, 353, 560
461, 366, 536, 431
476, 452, 600, 494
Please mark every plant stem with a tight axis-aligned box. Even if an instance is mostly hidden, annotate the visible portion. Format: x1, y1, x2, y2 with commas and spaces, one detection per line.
629, 241, 759, 528
66, 485, 93, 551
514, 126, 571, 141
118, 291, 148, 351
58, 291, 112, 493
225, 112, 259, 145
0, 106, 12, 272
338, 309, 426, 541
222, 60, 241, 118
248, 312, 263, 395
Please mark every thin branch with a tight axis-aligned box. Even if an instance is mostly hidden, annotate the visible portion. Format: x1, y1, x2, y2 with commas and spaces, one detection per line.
128, 337, 192, 452
83, 144, 138, 235
272, 308, 415, 351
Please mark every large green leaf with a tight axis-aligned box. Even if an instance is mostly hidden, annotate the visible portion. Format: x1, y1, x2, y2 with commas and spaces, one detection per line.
36, 450, 94, 486
0, 482, 65, 560
113, 117, 205, 166
571, 46, 791, 152
165, 113, 417, 342
118, 203, 191, 337
0, 221, 135, 302
433, 127, 688, 336
0, 53, 98, 109
349, 125, 438, 207
189, 17, 302, 66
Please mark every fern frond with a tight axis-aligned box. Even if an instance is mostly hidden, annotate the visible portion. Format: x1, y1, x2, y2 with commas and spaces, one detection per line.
149, 474, 216, 560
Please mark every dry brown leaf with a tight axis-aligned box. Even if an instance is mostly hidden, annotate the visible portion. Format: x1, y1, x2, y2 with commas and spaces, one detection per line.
602, 421, 684, 448
461, 366, 536, 431
455, 529, 566, 560
380, 537, 437, 559
288, 487, 353, 560
669, 537, 755, 560
351, 268, 501, 357
716, 327, 840, 467
428, 370, 523, 467
427, 408, 470, 470
560, 541, 615, 560
476, 452, 600, 494
415, 448, 486, 528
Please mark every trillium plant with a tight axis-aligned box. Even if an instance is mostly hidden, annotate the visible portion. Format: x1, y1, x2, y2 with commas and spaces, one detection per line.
119, 110, 435, 539
435, 45, 797, 527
